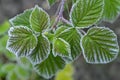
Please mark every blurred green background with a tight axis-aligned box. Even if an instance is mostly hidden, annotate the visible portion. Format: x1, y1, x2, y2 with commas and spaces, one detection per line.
0, 0, 120, 80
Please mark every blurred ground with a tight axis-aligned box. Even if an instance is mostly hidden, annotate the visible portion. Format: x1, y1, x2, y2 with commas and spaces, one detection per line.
0, 0, 120, 80
0, 0, 59, 23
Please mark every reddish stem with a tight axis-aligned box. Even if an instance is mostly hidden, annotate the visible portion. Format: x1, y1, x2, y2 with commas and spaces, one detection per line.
52, 0, 66, 29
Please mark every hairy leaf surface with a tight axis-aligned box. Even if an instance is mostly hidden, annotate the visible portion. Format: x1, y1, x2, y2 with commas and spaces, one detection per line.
30, 5, 50, 32
53, 38, 71, 58
34, 54, 65, 79
7, 26, 37, 57
28, 34, 50, 64
10, 9, 32, 28
81, 27, 119, 63
70, 0, 104, 28
57, 27, 82, 60
103, 0, 120, 21
55, 26, 68, 36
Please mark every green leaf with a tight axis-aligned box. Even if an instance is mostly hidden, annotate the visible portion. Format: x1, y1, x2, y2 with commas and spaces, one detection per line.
34, 53, 65, 79
70, 0, 104, 28
81, 27, 119, 63
53, 38, 71, 58
28, 34, 50, 64
47, 0, 57, 6
5, 52, 16, 61
10, 9, 32, 28
6, 26, 37, 57
0, 21, 10, 35
18, 57, 32, 69
103, 0, 120, 21
0, 35, 8, 53
15, 66, 29, 79
55, 26, 68, 36
7, 71, 19, 80
1, 63, 16, 73
0, 63, 6, 77
57, 27, 82, 60
44, 32, 54, 42
30, 5, 50, 32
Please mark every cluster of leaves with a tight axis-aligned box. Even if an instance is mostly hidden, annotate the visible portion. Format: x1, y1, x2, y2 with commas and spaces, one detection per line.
49, 0, 120, 22
0, 21, 72, 80
0, 21, 35, 80
0, 22, 29, 80
6, 0, 120, 79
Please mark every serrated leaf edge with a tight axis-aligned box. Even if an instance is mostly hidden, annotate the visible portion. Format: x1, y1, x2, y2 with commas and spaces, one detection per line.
103, 14, 120, 23
33, 59, 65, 79
6, 26, 38, 57
57, 27, 81, 37
9, 8, 33, 27
57, 27, 83, 60
80, 26, 119, 64
52, 38, 71, 58
70, 0, 104, 28
55, 26, 68, 36
29, 5, 50, 33
28, 33, 50, 65
103, 0, 120, 23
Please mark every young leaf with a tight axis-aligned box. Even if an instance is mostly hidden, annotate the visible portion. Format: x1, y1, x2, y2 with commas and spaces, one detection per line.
34, 53, 65, 79
55, 26, 68, 36
57, 27, 82, 60
81, 27, 119, 64
44, 32, 55, 42
30, 5, 50, 32
28, 34, 50, 64
103, 0, 120, 21
70, 0, 104, 28
53, 38, 71, 58
10, 9, 32, 28
6, 26, 37, 57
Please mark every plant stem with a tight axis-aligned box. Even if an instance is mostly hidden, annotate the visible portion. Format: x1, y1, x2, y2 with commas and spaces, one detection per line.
61, 17, 72, 26
52, 0, 66, 29
79, 30, 86, 35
